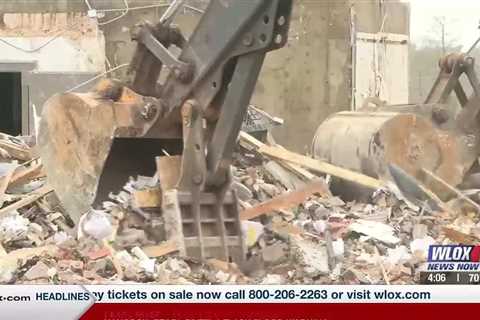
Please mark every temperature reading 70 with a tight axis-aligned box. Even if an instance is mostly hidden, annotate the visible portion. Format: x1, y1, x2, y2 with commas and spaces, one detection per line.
468, 273, 480, 283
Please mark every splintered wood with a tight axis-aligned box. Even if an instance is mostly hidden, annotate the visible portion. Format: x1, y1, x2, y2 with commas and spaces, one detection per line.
8, 163, 44, 188
142, 241, 179, 258
259, 145, 384, 190
240, 180, 329, 220
442, 227, 480, 245
0, 185, 54, 218
422, 168, 480, 213
239, 131, 384, 190
0, 140, 31, 161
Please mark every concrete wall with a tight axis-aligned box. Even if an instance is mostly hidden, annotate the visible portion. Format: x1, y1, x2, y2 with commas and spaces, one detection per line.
0, 1, 409, 150
251, 0, 409, 151
0, 13, 105, 72
251, 1, 353, 152
0, 37, 104, 72
0, 13, 105, 134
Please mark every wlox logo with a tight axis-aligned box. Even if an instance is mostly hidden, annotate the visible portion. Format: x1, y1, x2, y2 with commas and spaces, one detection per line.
428, 245, 480, 262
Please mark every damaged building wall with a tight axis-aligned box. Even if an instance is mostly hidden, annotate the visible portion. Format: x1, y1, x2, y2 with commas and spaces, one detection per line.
1, 13, 105, 72
251, 0, 410, 151
351, 0, 410, 109
0, 0, 409, 146
251, 1, 352, 152
0, 13, 105, 135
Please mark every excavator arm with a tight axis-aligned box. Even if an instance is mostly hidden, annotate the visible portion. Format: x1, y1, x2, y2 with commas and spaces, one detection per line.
38, 0, 293, 263
130, 0, 292, 184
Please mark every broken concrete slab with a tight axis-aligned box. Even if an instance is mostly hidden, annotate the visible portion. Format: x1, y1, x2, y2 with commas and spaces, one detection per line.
291, 236, 330, 277
262, 242, 288, 266
260, 274, 285, 284
23, 261, 56, 281
349, 219, 400, 245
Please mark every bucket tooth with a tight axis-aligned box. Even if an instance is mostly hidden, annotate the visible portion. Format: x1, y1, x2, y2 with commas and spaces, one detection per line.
162, 189, 245, 263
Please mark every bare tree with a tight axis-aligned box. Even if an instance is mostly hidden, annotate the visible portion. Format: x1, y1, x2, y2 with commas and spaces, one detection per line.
427, 16, 459, 54
434, 16, 447, 55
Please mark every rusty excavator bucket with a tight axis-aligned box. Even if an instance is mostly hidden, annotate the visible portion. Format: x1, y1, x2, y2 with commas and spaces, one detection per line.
312, 53, 480, 200
38, 82, 182, 223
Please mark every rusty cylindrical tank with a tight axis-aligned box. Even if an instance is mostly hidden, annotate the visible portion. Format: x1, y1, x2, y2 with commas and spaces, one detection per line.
312, 111, 464, 198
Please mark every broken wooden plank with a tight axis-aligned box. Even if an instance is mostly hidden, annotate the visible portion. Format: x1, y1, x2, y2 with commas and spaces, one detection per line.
0, 140, 31, 161
8, 163, 43, 188
239, 131, 382, 190
275, 143, 318, 181
102, 241, 125, 280
141, 241, 178, 258
238, 131, 264, 151
0, 147, 10, 159
324, 228, 336, 271
422, 168, 480, 213
389, 164, 447, 212
239, 131, 329, 192
4, 245, 58, 261
0, 163, 18, 207
0, 243, 7, 257
443, 227, 480, 245
133, 187, 162, 208
281, 161, 317, 180
259, 144, 384, 190
264, 160, 305, 190
240, 180, 329, 220
240, 131, 317, 180
0, 185, 53, 218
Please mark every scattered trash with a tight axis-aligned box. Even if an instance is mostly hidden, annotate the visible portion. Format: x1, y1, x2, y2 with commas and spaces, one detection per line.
78, 209, 114, 240
241, 221, 264, 247
410, 236, 436, 260
260, 274, 285, 284
0, 126, 478, 285
291, 236, 330, 277
349, 220, 401, 245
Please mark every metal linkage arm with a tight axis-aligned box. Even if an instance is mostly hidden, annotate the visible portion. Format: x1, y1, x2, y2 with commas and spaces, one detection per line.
425, 53, 480, 107
128, 23, 188, 96
130, 0, 292, 189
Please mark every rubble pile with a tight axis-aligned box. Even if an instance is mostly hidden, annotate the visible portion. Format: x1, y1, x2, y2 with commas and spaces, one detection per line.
0, 130, 479, 285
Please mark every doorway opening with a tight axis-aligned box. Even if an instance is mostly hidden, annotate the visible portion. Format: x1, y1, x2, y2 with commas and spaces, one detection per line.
0, 72, 22, 135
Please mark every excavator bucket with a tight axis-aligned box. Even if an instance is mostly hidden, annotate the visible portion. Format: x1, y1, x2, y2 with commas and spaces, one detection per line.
37, 85, 180, 224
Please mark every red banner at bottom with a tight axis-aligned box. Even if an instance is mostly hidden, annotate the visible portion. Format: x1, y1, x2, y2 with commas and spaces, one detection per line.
81, 303, 479, 320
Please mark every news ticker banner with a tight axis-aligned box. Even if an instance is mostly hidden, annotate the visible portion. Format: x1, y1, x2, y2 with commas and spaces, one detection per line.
1, 285, 480, 319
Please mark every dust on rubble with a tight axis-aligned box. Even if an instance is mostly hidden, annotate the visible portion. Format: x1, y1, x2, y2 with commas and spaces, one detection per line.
0, 130, 479, 285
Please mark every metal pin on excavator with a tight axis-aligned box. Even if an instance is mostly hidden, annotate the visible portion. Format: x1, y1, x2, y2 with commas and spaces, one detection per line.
38, 0, 293, 263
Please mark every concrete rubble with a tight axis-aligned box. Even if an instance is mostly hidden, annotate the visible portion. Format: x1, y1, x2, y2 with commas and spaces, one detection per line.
0, 129, 479, 285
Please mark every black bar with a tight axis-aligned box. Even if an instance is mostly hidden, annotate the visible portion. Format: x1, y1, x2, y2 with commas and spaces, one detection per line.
420, 271, 480, 284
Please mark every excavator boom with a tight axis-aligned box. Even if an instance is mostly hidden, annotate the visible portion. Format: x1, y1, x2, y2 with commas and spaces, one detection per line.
38, 0, 293, 263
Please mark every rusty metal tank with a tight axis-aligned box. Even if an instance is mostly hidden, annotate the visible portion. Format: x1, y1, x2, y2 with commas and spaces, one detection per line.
312, 111, 465, 197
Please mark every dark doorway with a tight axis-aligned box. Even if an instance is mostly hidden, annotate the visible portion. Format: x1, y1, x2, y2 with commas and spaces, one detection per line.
0, 72, 22, 135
